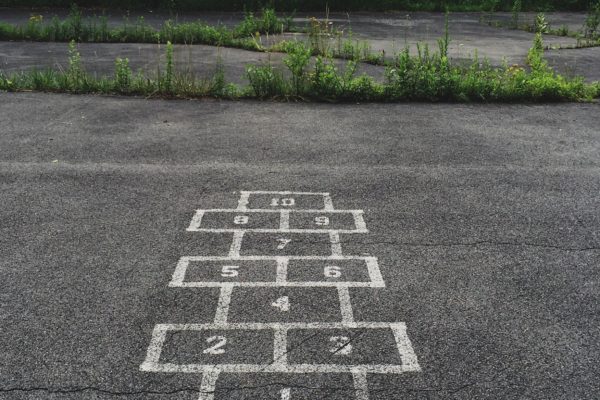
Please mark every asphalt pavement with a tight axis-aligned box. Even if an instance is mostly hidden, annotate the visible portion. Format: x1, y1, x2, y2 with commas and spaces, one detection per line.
1, 92, 599, 399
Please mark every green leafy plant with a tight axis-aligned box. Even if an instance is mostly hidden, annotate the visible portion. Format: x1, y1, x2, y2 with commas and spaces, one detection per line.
584, 0, 600, 39
282, 41, 312, 95
511, 0, 522, 28
114, 57, 132, 91
534, 13, 549, 33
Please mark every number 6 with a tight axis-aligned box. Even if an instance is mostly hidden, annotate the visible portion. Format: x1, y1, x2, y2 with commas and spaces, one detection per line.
324, 266, 341, 278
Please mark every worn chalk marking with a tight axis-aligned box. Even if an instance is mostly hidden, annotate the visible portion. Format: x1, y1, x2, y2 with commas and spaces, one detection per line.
352, 211, 368, 233
169, 256, 383, 288
391, 323, 422, 372
365, 258, 385, 288
273, 326, 289, 366
198, 367, 220, 400
186, 209, 367, 233
280, 388, 291, 400
237, 192, 250, 211
228, 231, 244, 257
329, 231, 343, 256
279, 210, 290, 230
139, 325, 168, 370
141, 322, 418, 374
352, 370, 369, 400
244, 191, 330, 196
186, 210, 205, 231
337, 286, 355, 323
276, 257, 288, 283
214, 285, 233, 324
323, 194, 334, 211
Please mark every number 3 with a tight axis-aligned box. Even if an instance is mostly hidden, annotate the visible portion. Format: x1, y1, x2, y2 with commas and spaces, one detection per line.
203, 336, 226, 354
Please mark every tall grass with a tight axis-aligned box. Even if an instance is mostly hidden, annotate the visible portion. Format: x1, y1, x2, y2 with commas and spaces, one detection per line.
2, 33, 596, 102
0, 5, 290, 50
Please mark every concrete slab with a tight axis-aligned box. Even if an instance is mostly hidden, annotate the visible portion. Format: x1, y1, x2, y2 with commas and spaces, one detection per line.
1, 92, 599, 398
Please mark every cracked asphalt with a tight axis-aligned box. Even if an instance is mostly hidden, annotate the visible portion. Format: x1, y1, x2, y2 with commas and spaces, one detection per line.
1, 93, 600, 399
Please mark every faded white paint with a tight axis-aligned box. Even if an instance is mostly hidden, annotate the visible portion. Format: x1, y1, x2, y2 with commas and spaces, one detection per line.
168, 256, 385, 288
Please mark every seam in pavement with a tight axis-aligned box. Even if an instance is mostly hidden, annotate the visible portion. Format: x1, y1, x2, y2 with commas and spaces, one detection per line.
0, 386, 199, 396
353, 240, 600, 252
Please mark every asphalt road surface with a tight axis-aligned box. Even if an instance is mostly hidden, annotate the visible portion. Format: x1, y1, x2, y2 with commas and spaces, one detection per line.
1, 92, 599, 399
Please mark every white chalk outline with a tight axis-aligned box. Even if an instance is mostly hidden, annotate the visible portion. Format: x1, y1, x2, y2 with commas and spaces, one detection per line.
236, 191, 335, 212
141, 190, 422, 400
169, 256, 385, 288
186, 209, 368, 233
140, 322, 421, 374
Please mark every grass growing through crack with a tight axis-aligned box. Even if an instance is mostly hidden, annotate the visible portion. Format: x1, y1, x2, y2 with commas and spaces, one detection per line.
1, 33, 597, 102
0, 5, 292, 51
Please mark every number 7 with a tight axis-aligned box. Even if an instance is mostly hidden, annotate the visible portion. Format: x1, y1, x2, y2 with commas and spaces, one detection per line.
277, 238, 291, 249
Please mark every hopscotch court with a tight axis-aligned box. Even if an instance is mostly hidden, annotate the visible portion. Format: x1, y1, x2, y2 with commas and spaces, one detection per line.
141, 191, 421, 399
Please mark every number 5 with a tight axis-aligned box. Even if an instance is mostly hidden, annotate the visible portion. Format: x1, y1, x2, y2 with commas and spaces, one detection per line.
221, 265, 239, 277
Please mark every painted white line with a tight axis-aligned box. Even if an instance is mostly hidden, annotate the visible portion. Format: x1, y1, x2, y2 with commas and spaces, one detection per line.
280, 388, 291, 400
352, 370, 369, 400
391, 323, 421, 372
237, 192, 250, 211
329, 231, 343, 256
228, 231, 244, 257
189, 228, 366, 233
198, 367, 220, 400
276, 257, 288, 283
214, 285, 233, 324
352, 211, 368, 233
323, 194, 334, 211
279, 210, 290, 230
180, 256, 376, 261
273, 327, 288, 367
173, 281, 379, 288
244, 191, 330, 196
139, 325, 168, 369
188, 209, 363, 214
186, 210, 205, 231
151, 321, 406, 331
141, 363, 412, 374
169, 257, 189, 287
337, 286, 355, 324
366, 258, 386, 288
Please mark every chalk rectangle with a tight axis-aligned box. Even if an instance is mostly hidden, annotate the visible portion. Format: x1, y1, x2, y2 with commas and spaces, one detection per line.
140, 322, 420, 374
170, 256, 383, 288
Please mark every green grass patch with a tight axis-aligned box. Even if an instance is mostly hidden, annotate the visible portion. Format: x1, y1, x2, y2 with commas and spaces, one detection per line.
1, 34, 598, 102
0, 5, 292, 51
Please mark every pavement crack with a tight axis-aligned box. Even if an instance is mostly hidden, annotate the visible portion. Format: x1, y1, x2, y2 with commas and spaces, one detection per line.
0, 386, 199, 396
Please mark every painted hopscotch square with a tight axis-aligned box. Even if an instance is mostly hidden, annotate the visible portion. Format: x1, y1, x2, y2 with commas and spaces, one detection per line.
170, 257, 278, 287
288, 211, 366, 232
226, 287, 343, 323
214, 373, 359, 400
156, 328, 274, 366
238, 232, 339, 257
286, 258, 383, 287
286, 327, 404, 366
187, 210, 281, 231
242, 191, 334, 211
